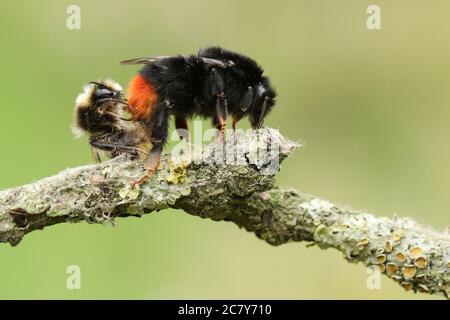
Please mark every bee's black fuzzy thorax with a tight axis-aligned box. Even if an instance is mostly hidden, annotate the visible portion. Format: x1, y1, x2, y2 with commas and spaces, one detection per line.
198, 46, 277, 128
137, 46, 277, 128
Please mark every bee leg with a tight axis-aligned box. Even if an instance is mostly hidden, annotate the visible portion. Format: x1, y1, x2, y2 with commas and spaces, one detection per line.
132, 104, 169, 187
240, 86, 254, 113
215, 92, 227, 143
255, 97, 269, 129
250, 84, 270, 129
91, 147, 102, 163
89, 138, 116, 152
232, 86, 253, 132
232, 114, 244, 131
132, 147, 162, 187
208, 68, 227, 143
175, 115, 190, 142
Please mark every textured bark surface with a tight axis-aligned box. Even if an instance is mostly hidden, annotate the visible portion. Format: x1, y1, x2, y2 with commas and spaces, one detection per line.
0, 129, 448, 298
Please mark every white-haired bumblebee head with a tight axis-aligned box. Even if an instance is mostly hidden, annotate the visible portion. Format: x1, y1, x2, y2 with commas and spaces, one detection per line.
75, 79, 123, 108
72, 79, 126, 138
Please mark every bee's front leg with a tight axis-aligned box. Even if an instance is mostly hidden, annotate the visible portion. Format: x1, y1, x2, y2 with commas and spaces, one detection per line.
233, 86, 253, 131
131, 147, 162, 188
132, 103, 169, 188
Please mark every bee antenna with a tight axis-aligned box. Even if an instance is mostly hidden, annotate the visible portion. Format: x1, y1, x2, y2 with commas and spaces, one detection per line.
88, 81, 106, 87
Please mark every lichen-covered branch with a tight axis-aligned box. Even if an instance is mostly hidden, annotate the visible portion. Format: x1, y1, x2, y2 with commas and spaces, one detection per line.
0, 129, 448, 298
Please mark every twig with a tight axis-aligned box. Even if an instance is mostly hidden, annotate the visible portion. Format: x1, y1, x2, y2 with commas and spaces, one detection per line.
0, 129, 448, 298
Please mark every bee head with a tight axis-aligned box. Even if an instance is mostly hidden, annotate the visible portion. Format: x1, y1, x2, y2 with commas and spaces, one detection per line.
72, 79, 127, 137
90, 80, 124, 106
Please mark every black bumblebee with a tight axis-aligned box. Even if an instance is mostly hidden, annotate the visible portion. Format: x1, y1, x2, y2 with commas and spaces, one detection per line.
122, 46, 277, 186
73, 79, 150, 162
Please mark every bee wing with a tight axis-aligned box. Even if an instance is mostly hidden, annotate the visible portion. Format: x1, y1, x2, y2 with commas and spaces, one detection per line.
121, 56, 235, 68
120, 56, 173, 65
200, 57, 235, 68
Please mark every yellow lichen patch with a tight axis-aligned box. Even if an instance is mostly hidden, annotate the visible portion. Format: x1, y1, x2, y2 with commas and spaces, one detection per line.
401, 282, 413, 291
376, 254, 386, 264
393, 229, 405, 241
127, 205, 144, 216
447, 261, 450, 268
376, 264, 385, 273
358, 238, 369, 246
356, 238, 369, 251
414, 256, 427, 269
385, 240, 393, 253
395, 251, 406, 263
402, 265, 417, 278
127, 188, 140, 200
408, 246, 422, 259
118, 188, 129, 199
118, 187, 140, 200
166, 170, 186, 184
166, 164, 187, 184
386, 263, 398, 276
165, 156, 190, 185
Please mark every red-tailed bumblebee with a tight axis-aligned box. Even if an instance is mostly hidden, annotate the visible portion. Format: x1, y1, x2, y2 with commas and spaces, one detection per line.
121, 46, 277, 186
73, 79, 150, 162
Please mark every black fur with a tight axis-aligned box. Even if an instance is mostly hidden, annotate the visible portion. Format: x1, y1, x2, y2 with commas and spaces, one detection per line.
136, 46, 277, 151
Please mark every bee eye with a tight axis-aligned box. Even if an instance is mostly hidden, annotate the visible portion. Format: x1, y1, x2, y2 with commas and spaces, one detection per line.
97, 88, 114, 97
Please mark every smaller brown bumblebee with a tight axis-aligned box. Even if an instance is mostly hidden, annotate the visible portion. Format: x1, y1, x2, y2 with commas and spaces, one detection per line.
72, 79, 150, 161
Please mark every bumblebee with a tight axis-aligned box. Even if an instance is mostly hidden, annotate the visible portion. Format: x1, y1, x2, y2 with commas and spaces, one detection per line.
121, 46, 277, 185
73, 79, 150, 161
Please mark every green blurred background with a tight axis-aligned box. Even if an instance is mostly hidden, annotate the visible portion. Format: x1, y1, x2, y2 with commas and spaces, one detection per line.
0, 0, 448, 299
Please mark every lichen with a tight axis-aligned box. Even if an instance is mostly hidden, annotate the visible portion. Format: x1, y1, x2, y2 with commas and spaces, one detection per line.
311, 208, 449, 298
118, 187, 140, 200
127, 205, 144, 216
165, 153, 191, 185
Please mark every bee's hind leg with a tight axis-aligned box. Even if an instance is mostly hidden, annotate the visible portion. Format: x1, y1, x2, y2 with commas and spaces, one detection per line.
131, 147, 162, 188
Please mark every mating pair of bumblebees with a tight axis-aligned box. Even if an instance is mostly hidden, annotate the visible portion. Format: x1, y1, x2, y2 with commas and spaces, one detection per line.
74, 46, 277, 186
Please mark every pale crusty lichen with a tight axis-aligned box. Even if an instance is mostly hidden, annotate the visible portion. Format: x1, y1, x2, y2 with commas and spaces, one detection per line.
312, 208, 449, 298
0, 128, 296, 244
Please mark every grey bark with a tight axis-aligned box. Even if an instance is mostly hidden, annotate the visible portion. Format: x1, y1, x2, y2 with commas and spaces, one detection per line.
0, 129, 448, 298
